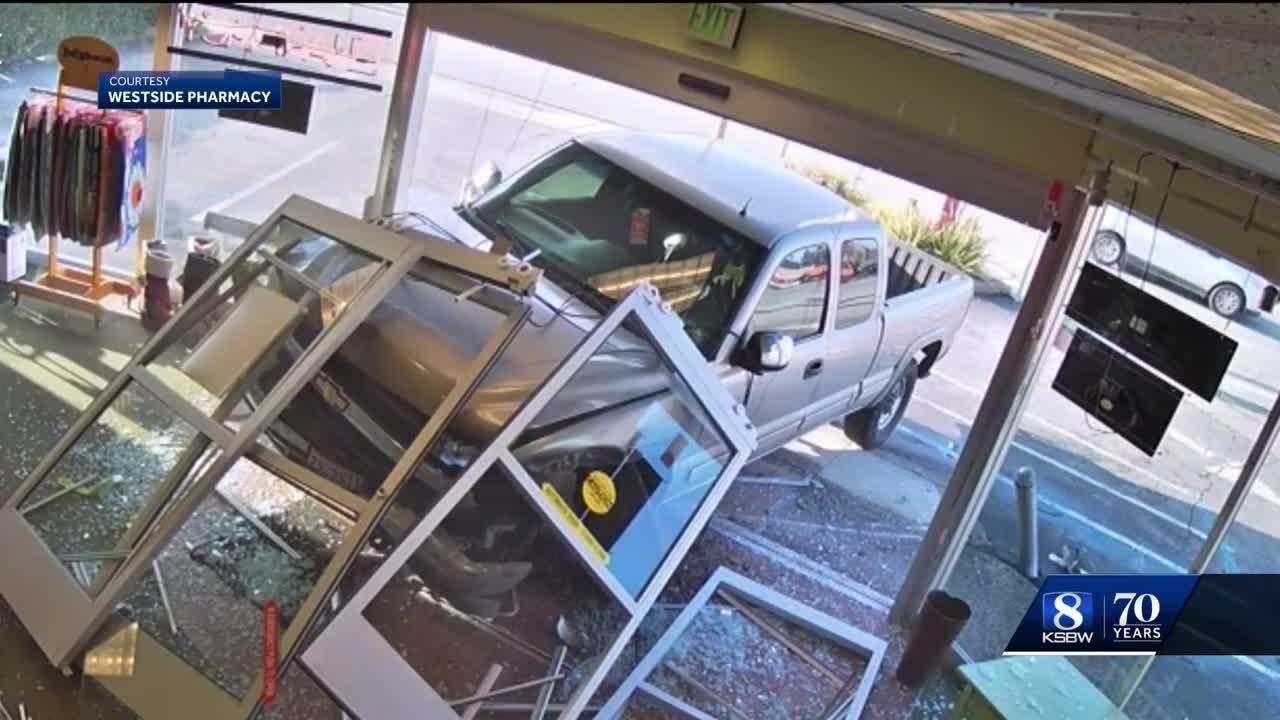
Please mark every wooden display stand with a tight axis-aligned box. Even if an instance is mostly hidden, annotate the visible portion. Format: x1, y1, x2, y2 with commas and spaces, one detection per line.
12, 36, 142, 328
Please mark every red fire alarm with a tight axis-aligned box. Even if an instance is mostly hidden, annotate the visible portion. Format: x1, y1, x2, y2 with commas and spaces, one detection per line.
1042, 179, 1065, 225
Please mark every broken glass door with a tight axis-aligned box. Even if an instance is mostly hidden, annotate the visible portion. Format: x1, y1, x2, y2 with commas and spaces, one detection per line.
0, 196, 542, 720
300, 285, 757, 720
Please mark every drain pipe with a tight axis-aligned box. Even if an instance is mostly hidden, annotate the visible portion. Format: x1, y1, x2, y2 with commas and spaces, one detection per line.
1015, 466, 1039, 579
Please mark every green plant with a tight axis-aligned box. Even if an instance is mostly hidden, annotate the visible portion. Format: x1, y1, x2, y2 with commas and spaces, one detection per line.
873, 202, 987, 275
786, 162, 872, 208
787, 161, 987, 276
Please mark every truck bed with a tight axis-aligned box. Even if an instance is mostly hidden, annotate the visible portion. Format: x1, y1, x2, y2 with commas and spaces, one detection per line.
871, 239, 974, 383
885, 240, 959, 298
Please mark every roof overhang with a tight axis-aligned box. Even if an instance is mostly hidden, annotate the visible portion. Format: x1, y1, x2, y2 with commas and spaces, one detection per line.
782, 4, 1280, 189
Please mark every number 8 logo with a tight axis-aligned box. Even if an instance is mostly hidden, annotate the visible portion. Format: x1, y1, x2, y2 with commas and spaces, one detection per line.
1053, 592, 1086, 630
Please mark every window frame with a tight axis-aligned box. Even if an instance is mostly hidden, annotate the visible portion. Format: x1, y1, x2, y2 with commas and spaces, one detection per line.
747, 241, 832, 342
834, 236, 881, 330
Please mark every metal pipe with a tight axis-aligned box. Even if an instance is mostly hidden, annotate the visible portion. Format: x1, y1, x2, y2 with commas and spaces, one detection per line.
461, 664, 503, 720
716, 589, 843, 686
530, 646, 568, 720
1014, 467, 1039, 579
447, 674, 568, 708
20, 477, 108, 515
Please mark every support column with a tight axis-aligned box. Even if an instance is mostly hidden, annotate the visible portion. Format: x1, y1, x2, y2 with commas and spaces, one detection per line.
367, 4, 435, 219
890, 164, 1109, 625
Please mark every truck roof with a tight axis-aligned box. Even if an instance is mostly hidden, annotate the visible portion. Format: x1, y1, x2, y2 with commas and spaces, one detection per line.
578, 131, 857, 246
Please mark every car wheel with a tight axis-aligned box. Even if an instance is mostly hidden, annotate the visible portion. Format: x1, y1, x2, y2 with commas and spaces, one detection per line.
844, 360, 917, 450
1208, 282, 1246, 319
1091, 230, 1125, 267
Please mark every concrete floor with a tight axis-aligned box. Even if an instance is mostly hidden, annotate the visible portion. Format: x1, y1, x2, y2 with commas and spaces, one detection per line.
0, 282, 968, 719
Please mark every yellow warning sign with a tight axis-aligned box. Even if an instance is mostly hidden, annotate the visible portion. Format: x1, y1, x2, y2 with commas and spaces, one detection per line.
541, 483, 610, 565
581, 471, 617, 515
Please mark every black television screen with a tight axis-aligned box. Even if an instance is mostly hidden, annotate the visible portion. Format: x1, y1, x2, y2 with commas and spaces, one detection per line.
1065, 262, 1237, 401
218, 78, 314, 135
1053, 332, 1183, 456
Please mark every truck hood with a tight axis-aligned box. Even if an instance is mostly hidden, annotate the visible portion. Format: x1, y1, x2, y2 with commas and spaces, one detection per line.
325, 192, 673, 443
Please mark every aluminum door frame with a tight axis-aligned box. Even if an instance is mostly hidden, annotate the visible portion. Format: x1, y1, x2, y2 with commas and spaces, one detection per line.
301, 284, 757, 720
0, 195, 542, 677
594, 567, 888, 720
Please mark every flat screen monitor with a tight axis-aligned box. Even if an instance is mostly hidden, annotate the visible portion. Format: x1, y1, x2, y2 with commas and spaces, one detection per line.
1053, 331, 1183, 456
1066, 262, 1236, 401
218, 78, 314, 135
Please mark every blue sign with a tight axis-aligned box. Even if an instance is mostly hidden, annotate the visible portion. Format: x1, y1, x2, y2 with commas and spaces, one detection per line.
98, 71, 282, 110
1005, 575, 1199, 655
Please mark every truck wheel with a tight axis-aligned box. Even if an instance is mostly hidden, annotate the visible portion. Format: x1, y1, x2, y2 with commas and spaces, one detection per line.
845, 360, 917, 450
1207, 282, 1245, 319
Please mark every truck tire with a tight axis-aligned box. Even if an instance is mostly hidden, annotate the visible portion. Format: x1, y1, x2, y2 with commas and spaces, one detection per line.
844, 360, 917, 450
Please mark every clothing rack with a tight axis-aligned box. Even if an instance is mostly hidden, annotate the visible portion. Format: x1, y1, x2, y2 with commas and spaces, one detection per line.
12, 62, 144, 327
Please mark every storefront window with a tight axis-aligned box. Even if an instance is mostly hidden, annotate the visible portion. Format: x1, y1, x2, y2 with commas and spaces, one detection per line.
404, 33, 721, 211
160, 4, 406, 271
942, 210, 1280, 717
0, 4, 161, 274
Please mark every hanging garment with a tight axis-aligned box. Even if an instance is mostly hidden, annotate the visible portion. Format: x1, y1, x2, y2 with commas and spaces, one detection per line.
28, 106, 46, 240
18, 104, 40, 232
36, 106, 55, 242
77, 121, 102, 246
3, 101, 27, 224
51, 112, 70, 241
97, 120, 125, 247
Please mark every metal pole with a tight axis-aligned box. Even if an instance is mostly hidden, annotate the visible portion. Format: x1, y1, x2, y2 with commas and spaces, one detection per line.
891, 164, 1107, 626
139, 3, 177, 277
368, 4, 434, 218
1014, 466, 1038, 579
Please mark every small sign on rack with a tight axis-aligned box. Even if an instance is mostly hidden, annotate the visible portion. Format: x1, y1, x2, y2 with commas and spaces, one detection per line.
58, 37, 120, 91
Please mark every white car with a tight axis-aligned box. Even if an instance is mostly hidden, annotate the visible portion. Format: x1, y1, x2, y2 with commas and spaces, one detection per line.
1090, 203, 1278, 319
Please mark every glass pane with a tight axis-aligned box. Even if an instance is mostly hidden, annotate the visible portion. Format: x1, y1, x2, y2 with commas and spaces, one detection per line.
19, 381, 209, 589
162, 4, 403, 259
143, 217, 384, 424
1126, 415, 1280, 718
406, 32, 719, 213
511, 314, 733, 600
116, 455, 354, 700
944, 235, 1280, 705
362, 461, 630, 712
257, 260, 532, 505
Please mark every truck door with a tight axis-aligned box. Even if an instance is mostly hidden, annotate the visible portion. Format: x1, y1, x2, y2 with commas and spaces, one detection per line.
743, 242, 831, 449
809, 236, 884, 430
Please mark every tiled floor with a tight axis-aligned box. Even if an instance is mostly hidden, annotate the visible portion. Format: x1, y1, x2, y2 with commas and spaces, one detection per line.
0, 287, 966, 719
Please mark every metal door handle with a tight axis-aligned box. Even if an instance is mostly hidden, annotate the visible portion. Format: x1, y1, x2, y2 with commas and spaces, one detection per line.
804, 359, 824, 379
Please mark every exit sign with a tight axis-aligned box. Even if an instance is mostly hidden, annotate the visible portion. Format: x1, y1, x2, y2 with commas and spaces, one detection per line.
688, 3, 744, 49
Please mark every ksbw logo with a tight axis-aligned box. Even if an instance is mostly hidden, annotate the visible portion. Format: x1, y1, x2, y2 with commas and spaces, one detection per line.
1042, 591, 1095, 644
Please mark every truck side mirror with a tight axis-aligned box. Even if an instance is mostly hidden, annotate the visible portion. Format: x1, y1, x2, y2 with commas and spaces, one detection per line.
459, 161, 503, 207
740, 331, 793, 374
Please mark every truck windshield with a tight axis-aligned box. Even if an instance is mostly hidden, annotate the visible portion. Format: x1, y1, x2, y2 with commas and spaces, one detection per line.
468, 143, 762, 357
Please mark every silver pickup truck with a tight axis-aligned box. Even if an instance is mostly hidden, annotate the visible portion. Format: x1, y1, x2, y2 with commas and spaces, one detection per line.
259, 131, 973, 609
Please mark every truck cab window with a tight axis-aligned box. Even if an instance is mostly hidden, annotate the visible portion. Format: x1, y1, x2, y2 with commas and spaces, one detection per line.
835, 238, 879, 328
748, 244, 830, 340
471, 143, 763, 358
